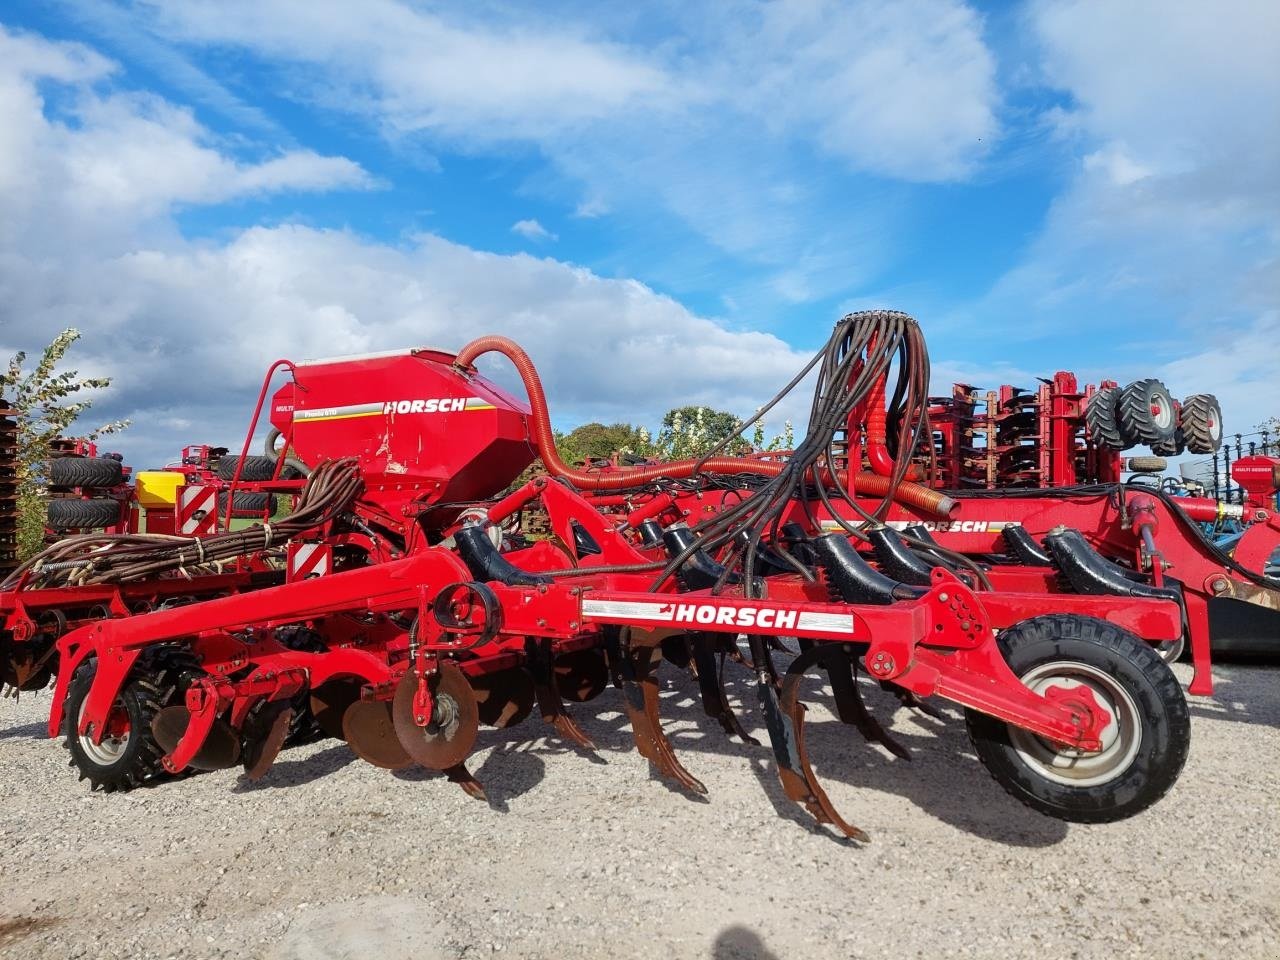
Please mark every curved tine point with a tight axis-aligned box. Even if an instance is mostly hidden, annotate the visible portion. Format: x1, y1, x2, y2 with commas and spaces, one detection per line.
445, 763, 487, 801
551, 714, 596, 752
778, 655, 869, 842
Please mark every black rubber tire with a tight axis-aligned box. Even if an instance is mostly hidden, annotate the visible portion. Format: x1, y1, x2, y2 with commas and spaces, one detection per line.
1149, 429, 1184, 457
216, 454, 276, 482
1181, 394, 1224, 454
1117, 379, 1178, 447
62, 665, 168, 792
1084, 387, 1125, 450
217, 491, 276, 517
965, 614, 1190, 824
46, 456, 123, 488
46, 497, 123, 530
1125, 455, 1168, 473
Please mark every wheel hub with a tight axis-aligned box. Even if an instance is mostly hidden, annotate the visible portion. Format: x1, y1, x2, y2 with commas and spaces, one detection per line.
1009, 661, 1142, 787
78, 697, 131, 765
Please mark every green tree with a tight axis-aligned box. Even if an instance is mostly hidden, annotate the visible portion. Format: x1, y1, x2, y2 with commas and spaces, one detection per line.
3, 329, 129, 559
650, 405, 750, 459
555, 422, 652, 464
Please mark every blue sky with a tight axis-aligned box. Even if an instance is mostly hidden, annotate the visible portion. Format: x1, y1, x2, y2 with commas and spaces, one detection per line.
0, 1, 1276, 468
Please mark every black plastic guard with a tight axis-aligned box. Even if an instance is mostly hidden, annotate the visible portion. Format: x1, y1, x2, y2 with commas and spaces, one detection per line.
1043, 528, 1181, 602
1002, 525, 1054, 566
811, 534, 927, 605
867, 526, 937, 586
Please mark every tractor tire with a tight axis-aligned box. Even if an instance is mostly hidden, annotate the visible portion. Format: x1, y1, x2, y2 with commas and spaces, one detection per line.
1084, 387, 1125, 450
1149, 430, 1184, 457
46, 497, 122, 530
62, 664, 168, 792
965, 614, 1190, 823
215, 454, 276, 482
46, 456, 123, 488
1125, 455, 1168, 473
1116, 379, 1178, 447
217, 491, 276, 518
1180, 394, 1224, 454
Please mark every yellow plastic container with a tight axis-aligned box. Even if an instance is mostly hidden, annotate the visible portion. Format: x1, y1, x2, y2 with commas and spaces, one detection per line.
134, 470, 184, 508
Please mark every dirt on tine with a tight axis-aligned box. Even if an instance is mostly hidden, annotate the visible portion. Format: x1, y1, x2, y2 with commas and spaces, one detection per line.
1, 661, 1277, 960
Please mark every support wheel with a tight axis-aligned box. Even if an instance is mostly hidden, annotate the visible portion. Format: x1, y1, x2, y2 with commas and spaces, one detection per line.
1180, 394, 1223, 454
1116, 379, 1177, 447
965, 614, 1189, 823
1085, 387, 1125, 450
62, 666, 168, 792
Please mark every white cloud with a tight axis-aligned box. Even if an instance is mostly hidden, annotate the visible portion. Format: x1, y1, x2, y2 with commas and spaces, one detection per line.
950, 1, 1280, 438
511, 219, 557, 242
122, 0, 1000, 305
141, 0, 673, 141
1034, 0, 1280, 186
716, 0, 998, 182
0, 25, 809, 469
0, 24, 375, 261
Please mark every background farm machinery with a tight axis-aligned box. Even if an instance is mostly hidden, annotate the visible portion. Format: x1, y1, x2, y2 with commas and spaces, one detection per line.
0, 311, 1271, 841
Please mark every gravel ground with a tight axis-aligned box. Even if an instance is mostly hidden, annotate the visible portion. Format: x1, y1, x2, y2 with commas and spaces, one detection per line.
0, 661, 1276, 960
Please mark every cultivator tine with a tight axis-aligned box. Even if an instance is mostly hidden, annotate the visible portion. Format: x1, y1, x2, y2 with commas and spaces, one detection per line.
754, 639, 867, 841
611, 628, 706, 795
691, 635, 758, 746
445, 762, 488, 801
884, 684, 947, 720
526, 639, 595, 751
824, 651, 910, 761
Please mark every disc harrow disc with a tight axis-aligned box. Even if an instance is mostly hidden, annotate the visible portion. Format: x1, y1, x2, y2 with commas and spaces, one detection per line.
342, 700, 413, 770
1, 642, 55, 692
150, 705, 242, 771
471, 668, 536, 729
392, 663, 479, 771
309, 681, 361, 739
554, 649, 609, 703
241, 703, 294, 781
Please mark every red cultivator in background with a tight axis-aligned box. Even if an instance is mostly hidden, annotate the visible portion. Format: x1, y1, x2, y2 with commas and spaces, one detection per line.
0, 313, 1218, 839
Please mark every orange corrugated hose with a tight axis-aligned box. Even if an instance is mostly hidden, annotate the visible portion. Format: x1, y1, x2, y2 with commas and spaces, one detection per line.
453, 335, 956, 517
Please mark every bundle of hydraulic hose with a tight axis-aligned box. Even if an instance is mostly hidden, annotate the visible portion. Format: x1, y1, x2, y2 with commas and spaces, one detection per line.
5, 458, 362, 589
650, 310, 933, 593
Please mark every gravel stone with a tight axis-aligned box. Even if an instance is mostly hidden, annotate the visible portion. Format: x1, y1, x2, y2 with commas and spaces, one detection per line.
0, 662, 1276, 959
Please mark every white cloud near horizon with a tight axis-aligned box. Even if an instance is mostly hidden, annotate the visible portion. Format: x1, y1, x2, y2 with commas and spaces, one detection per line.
120, 0, 1001, 306
0, 24, 811, 468
946, 0, 1280, 436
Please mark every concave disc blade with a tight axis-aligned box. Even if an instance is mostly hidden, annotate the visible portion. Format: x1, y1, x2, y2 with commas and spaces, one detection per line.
342, 700, 413, 770
391, 663, 479, 771
150, 705, 241, 771
471, 668, 535, 729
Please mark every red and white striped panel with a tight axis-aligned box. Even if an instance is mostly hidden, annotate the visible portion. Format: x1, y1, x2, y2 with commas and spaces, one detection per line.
287, 541, 332, 581
176, 484, 218, 536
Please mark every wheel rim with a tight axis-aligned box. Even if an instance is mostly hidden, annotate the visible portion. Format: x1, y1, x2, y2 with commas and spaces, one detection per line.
77, 695, 131, 765
1150, 397, 1173, 431
1008, 661, 1142, 787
